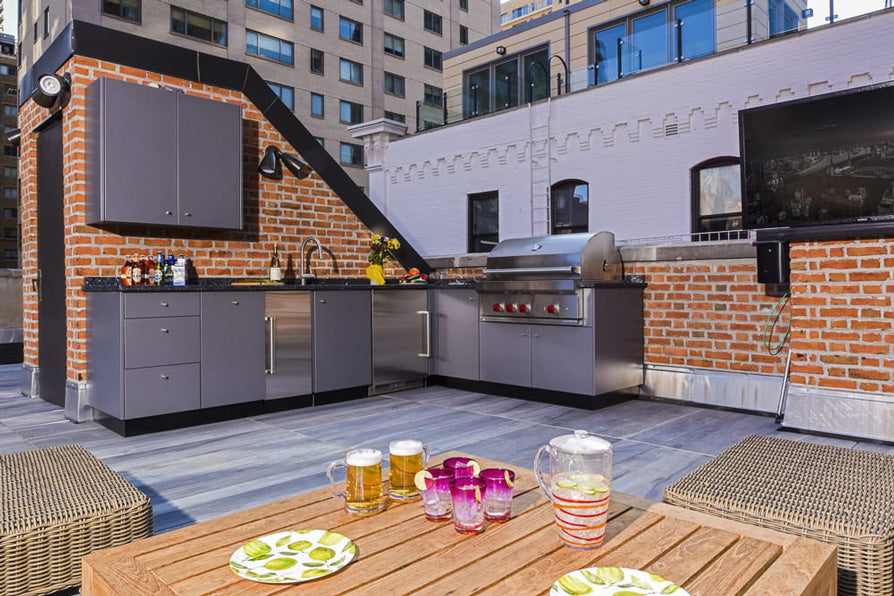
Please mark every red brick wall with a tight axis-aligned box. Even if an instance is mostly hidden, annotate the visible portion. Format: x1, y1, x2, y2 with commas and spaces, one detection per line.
628, 259, 789, 375
789, 238, 894, 394
19, 57, 402, 381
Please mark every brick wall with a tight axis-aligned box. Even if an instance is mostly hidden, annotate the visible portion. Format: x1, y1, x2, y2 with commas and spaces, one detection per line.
789, 238, 894, 394
627, 259, 789, 376
19, 56, 403, 381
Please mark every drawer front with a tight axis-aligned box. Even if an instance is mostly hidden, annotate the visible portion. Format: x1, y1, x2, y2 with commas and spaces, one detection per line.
124, 316, 200, 368
123, 363, 200, 418
124, 293, 200, 318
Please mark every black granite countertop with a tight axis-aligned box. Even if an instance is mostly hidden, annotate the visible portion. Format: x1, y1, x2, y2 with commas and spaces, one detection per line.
83, 277, 476, 292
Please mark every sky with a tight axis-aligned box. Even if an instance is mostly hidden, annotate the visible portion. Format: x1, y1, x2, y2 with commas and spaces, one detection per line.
0, 0, 888, 37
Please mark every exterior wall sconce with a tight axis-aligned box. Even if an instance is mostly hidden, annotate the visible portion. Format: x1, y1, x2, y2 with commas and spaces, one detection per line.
32, 73, 71, 110
259, 145, 313, 180
496, 46, 507, 55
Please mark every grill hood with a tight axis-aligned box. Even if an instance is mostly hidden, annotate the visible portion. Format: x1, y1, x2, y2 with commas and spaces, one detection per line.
483, 231, 621, 283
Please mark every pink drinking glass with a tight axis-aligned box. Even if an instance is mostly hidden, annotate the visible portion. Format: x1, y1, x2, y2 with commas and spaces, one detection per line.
479, 468, 516, 522
443, 457, 478, 479
420, 467, 455, 521
450, 477, 487, 534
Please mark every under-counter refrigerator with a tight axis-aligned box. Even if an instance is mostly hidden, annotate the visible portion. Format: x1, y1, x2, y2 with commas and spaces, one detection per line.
371, 289, 430, 389
265, 293, 312, 399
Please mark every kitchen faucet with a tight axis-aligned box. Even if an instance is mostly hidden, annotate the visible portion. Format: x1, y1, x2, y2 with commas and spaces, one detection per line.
300, 236, 325, 285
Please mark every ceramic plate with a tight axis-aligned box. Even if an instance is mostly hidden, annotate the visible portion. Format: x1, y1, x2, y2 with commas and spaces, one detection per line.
229, 529, 356, 584
550, 566, 689, 595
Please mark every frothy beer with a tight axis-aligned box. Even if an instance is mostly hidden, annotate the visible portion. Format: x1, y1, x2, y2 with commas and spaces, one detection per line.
389, 439, 427, 499
346, 449, 385, 513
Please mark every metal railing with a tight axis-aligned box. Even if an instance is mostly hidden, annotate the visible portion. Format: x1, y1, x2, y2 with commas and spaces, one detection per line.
416, 1, 889, 132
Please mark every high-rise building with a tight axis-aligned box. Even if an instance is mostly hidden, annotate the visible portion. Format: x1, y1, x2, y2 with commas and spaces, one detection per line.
500, 0, 578, 29
0, 33, 17, 269
18, 0, 501, 190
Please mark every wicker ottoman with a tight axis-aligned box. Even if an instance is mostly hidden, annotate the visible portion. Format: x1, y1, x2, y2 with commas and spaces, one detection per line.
0, 444, 153, 596
664, 434, 894, 596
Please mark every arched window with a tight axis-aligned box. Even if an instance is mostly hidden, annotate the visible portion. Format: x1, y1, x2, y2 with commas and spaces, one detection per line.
550, 179, 589, 234
691, 157, 744, 238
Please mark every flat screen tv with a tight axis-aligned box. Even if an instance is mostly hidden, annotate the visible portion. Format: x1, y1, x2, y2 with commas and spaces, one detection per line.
740, 83, 894, 230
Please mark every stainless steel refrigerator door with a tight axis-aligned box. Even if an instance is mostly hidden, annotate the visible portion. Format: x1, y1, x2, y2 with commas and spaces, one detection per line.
265, 293, 312, 399
372, 290, 429, 386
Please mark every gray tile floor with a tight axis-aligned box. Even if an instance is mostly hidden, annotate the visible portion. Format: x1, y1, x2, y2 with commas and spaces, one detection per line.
2, 363, 891, 536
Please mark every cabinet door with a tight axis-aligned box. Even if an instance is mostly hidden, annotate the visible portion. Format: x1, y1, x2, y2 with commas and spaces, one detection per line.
532, 325, 595, 395
372, 290, 429, 385
479, 323, 531, 386
178, 93, 243, 229
201, 293, 265, 407
124, 316, 200, 369
313, 291, 372, 392
100, 78, 178, 225
434, 289, 480, 380
124, 363, 200, 419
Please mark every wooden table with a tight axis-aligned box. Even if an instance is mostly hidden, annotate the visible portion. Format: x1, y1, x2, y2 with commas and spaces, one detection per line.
82, 452, 837, 595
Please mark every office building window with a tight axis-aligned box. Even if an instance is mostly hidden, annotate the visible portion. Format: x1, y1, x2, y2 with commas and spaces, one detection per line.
463, 46, 548, 116
310, 5, 324, 30
267, 82, 294, 110
3, 146, 17, 157
469, 191, 499, 252
246, 30, 293, 64
0, 65, 12, 76
102, 0, 140, 22
460, 25, 469, 45
310, 92, 324, 117
384, 72, 405, 97
691, 156, 743, 236
3, 227, 15, 239
2, 166, 15, 178
246, 0, 292, 20
424, 47, 442, 71
424, 84, 442, 107
384, 111, 405, 123
339, 16, 363, 44
2, 208, 16, 219
423, 10, 442, 34
460, 0, 468, 10
310, 48, 324, 74
339, 58, 363, 85
33, 21, 37, 42
340, 143, 363, 167
339, 100, 363, 124
384, 32, 404, 58
2, 105, 15, 116
43, 7, 49, 37
550, 180, 589, 234
171, 7, 227, 46
3, 187, 17, 199
384, 0, 404, 20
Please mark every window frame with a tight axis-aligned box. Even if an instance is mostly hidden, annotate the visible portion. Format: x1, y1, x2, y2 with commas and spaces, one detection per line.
459, 25, 469, 45
384, 0, 405, 21
340, 142, 364, 167
423, 84, 443, 107
310, 48, 324, 74
43, 7, 49, 38
384, 71, 406, 98
424, 46, 443, 71
101, 0, 141, 23
384, 111, 405, 123
690, 156, 744, 238
245, 29, 294, 65
550, 179, 589, 235
245, 0, 293, 21
171, 6, 228, 47
384, 32, 405, 58
460, 0, 468, 11
423, 10, 443, 35
339, 58, 364, 85
339, 100, 364, 125
310, 5, 324, 31
339, 15, 363, 44
267, 81, 295, 110
462, 44, 549, 117
468, 191, 499, 253
310, 92, 324, 118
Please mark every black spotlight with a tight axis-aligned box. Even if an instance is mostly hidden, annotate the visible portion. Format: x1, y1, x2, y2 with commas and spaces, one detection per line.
258, 145, 313, 180
32, 73, 71, 109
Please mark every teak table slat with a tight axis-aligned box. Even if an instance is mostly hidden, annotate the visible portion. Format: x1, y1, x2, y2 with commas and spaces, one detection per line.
82, 452, 837, 596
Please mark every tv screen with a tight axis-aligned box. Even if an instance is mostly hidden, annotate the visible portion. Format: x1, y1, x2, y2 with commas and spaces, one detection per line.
740, 83, 894, 230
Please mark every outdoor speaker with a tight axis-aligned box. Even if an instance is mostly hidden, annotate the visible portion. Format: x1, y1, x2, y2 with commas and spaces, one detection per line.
755, 241, 790, 285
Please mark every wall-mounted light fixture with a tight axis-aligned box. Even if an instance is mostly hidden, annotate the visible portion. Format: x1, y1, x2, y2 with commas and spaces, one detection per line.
495, 46, 507, 56
638, 0, 650, 5
31, 73, 71, 110
259, 145, 313, 180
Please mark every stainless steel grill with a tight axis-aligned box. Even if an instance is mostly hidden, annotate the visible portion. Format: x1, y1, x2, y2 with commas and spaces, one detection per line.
476, 231, 623, 325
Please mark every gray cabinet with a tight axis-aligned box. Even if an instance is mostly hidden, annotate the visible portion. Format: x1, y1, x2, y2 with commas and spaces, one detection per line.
480, 323, 533, 387
532, 325, 595, 395
431, 289, 480, 380
313, 291, 371, 392
86, 77, 242, 229
201, 293, 265, 407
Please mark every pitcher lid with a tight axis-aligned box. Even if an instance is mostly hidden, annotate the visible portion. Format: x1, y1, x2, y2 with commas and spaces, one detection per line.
549, 430, 612, 454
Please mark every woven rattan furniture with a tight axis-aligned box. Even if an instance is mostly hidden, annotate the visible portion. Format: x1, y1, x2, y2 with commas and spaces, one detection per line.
0, 444, 153, 596
665, 434, 894, 596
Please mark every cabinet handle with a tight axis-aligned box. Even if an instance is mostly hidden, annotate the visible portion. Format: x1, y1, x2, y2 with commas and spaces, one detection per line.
468, 297, 474, 301
232, 300, 239, 306
265, 316, 276, 374
160, 374, 169, 380
184, 212, 192, 217
160, 328, 169, 333
534, 333, 541, 338
160, 301, 169, 307
165, 210, 173, 216
319, 299, 327, 304
417, 310, 431, 358
521, 333, 528, 337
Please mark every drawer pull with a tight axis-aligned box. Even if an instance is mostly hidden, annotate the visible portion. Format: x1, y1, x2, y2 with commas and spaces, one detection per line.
232, 300, 239, 305
160, 374, 169, 380
160, 302, 169, 307
160, 328, 169, 334
319, 299, 327, 304
184, 212, 192, 217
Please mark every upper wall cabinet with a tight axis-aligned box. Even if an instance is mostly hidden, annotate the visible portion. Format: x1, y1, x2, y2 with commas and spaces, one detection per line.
86, 78, 243, 230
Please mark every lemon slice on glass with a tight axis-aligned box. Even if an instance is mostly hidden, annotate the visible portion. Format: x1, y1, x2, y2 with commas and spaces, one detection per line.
468, 460, 481, 476
504, 470, 515, 488
414, 469, 434, 491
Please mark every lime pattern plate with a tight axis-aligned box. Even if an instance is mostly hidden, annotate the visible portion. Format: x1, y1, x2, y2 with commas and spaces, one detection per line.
550, 566, 690, 595
229, 529, 357, 584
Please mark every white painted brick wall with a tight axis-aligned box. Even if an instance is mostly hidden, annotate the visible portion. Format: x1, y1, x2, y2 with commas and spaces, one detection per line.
372, 11, 894, 257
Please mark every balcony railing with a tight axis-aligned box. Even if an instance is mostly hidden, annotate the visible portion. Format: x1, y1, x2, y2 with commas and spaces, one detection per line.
415, 2, 889, 132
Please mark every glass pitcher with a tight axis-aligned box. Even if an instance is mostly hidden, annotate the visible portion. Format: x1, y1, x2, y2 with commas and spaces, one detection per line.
534, 429, 613, 550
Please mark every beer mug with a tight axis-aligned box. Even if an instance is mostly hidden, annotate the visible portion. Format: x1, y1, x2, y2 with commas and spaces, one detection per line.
388, 439, 430, 499
326, 448, 386, 515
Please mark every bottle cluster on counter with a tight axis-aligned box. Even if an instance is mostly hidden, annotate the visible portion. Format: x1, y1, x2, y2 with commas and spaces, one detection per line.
120, 253, 187, 286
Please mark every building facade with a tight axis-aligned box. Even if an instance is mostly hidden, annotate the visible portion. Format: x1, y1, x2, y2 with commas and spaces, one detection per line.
500, 0, 578, 29
17, 0, 501, 190
0, 33, 17, 269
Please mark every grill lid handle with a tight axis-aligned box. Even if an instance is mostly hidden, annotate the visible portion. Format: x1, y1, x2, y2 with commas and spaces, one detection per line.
483, 266, 580, 275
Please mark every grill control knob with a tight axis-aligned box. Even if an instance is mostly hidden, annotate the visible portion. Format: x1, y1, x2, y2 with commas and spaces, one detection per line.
505, 304, 516, 313
518, 304, 529, 313
492, 303, 504, 312
547, 304, 560, 314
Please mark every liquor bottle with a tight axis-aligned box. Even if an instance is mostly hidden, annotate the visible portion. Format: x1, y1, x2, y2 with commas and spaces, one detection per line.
120, 256, 132, 287
154, 252, 164, 285
269, 245, 282, 281
129, 254, 143, 286
163, 255, 174, 286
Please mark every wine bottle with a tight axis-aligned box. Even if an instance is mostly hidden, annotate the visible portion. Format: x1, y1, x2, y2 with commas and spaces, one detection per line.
269, 245, 282, 281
